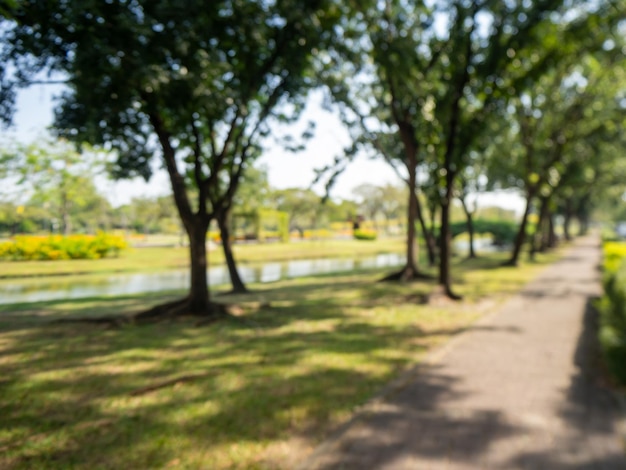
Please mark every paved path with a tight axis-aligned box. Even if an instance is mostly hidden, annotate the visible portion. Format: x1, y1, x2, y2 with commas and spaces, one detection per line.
302, 236, 626, 469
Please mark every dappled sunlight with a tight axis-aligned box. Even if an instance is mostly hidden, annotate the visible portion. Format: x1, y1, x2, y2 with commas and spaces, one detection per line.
0, 257, 565, 469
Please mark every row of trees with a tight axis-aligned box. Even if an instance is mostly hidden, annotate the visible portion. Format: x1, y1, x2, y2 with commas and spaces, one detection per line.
0, 137, 521, 241
0, 140, 424, 237
1, 0, 624, 317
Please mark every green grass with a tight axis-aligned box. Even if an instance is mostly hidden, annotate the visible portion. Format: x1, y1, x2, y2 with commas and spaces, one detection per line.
0, 238, 406, 279
0, 248, 563, 469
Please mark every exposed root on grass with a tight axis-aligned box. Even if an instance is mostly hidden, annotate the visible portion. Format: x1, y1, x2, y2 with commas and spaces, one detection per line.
52, 297, 233, 327
428, 285, 463, 305
380, 264, 434, 282
52, 315, 130, 328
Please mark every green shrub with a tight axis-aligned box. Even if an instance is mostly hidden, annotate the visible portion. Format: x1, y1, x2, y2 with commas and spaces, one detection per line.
447, 219, 518, 246
353, 229, 377, 241
598, 242, 626, 385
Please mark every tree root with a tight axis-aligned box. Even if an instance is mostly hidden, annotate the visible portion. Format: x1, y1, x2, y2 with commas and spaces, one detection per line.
51, 315, 130, 328
428, 285, 463, 304
51, 297, 232, 327
380, 265, 434, 282
133, 297, 230, 323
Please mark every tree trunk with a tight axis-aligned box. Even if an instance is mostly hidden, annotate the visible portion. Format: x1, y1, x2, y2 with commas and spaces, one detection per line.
537, 196, 550, 253
406, 163, 418, 271
528, 196, 547, 260
381, 152, 429, 281
141, 107, 224, 320
217, 209, 248, 294
547, 213, 557, 248
187, 220, 212, 312
438, 184, 460, 299
466, 211, 476, 259
415, 191, 437, 266
460, 196, 476, 259
428, 203, 436, 232
576, 195, 590, 236
563, 199, 572, 241
506, 189, 535, 266
578, 216, 589, 236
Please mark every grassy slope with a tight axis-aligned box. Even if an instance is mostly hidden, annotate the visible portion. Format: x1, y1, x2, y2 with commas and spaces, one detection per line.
0, 239, 406, 279
0, 248, 563, 470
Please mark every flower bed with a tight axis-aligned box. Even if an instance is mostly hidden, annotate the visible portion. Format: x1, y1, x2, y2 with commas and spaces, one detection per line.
0, 233, 128, 261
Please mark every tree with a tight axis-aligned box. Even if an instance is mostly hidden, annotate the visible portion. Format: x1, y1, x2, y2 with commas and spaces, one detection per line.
489, 44, 624, 264
320, 0, 578, 296
0, 139, 109, 234
3, 1, 343, 318
318, 0, 442, 281
352, 183, 384, 230
424, 0, 595, 297
270, 188, 325, 237
378, 183, 408, 234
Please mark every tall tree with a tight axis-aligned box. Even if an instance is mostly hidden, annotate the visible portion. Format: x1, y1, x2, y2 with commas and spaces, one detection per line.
410, 0, 571, 297
490, 47, 624, 265
318, 0, 442, 281
2, 1, 343, 318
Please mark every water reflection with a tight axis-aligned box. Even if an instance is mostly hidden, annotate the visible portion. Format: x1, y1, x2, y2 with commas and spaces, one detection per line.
0, 253, 405, 305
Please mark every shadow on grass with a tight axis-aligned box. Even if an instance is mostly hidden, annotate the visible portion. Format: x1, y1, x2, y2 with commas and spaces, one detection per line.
301, 296, 626, 470
0, 271, 482, 469
0, 249, 583, 469
300, 238, 625, 469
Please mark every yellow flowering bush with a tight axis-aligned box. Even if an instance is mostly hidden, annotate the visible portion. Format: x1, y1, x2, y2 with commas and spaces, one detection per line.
353, 229, 377, 241
598, 241, 626, 384
0, 233, 127, 261
602, 241, 626, 274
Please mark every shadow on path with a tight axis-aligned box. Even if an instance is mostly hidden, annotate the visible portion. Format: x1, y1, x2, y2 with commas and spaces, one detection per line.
304, 300, 626, 469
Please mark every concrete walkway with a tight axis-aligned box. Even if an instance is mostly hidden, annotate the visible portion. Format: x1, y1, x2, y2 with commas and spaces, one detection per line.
302, 236, 626, 469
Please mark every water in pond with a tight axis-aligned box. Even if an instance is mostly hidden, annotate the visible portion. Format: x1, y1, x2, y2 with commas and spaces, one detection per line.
0, 253, 406, 305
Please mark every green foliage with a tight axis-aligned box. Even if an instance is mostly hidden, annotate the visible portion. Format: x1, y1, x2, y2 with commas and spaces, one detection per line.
0, 139, 113, 234
353, 229, 377, 241
2, 0, 348, 303
0, 233, 127, 261
257, 209, 289, 243
598, 242, 626, 384
447, 219, 518, 246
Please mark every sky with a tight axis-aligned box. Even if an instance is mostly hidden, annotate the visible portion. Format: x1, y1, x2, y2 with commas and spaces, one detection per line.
7, 82, 525, 214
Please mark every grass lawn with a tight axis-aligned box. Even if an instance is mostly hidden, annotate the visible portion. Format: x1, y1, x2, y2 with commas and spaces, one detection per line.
0, 248, 563, 469
0, 238, 406, 279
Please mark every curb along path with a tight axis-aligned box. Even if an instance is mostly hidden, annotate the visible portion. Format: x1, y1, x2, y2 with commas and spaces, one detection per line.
301, 236, 626, 469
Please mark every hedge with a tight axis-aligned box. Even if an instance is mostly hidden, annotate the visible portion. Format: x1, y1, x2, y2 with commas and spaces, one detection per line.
597, 241, 626, 385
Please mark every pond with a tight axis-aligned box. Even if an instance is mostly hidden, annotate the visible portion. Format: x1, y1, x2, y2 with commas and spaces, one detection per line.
0, 238, 508, 305
0, 252, 407, 305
